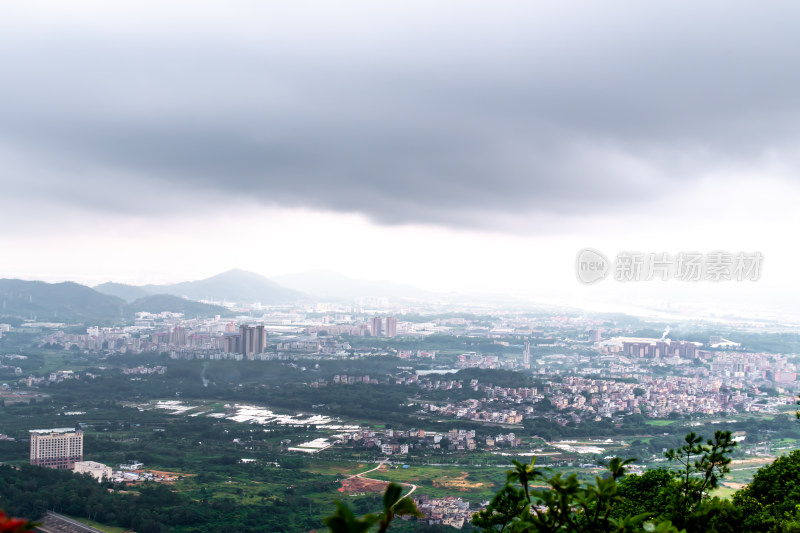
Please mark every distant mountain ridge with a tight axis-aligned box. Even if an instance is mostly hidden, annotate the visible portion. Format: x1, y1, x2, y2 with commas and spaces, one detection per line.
94, 269, 306, 305
93, 282, 150, 303
129, 294, 229, 316
142, 269, 305, 304
0, 279, 231, 323
0, 268, 431, 324
0, 279, 126, 322
98, 269, 431, 303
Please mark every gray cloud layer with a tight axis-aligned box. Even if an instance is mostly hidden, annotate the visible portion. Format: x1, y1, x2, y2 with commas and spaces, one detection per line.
2, 1, 800, 229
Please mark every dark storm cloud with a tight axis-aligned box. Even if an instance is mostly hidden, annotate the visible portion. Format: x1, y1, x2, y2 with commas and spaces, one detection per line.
1, 1, 800, 229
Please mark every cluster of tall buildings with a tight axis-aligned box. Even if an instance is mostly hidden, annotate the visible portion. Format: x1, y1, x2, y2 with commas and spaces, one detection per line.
370, 316, 397, 337
598, 337, 700, 359
222, 325, 267, 357
620, 338, 698, 359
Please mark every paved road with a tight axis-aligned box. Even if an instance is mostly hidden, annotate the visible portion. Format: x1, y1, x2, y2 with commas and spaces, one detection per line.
36, 512, 108, 533
346, 461, 386, 479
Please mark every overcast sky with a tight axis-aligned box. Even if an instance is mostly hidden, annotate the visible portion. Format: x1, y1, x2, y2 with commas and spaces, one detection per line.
1, 1, 799, 317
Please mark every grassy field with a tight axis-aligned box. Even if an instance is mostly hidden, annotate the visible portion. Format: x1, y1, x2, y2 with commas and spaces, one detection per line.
40, 352, 65, 373
645, 420, 676, 427
304, 460, 375, 477
347, 462, 506, 502
712, 486, 737, 500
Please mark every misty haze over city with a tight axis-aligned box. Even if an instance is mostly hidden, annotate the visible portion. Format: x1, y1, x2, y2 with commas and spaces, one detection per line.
3, 3, 800, 533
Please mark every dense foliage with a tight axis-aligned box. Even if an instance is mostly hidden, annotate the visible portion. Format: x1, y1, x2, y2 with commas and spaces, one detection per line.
326, 430, 800, 533
733, 450, 800, 532
467, 430, 800, 533
0, 464, 327, 532
469, 456, 683, 533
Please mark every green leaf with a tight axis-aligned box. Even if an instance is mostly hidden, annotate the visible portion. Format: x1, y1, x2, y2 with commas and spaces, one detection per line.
382, 482, 404, 514
392, 497, 424, 518
323, 502, 379, 533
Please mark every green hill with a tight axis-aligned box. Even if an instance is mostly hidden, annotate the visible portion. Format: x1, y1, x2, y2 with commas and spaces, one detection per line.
0, 279, 235, 324
142, 269, 305, 305
94, 282, 151, 303
0, 279, 126, 323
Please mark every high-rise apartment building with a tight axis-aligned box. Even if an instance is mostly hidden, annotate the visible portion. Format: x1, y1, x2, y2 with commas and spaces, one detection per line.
370, 317, 382, 337
385, 317, 397, 338
30, 428, 83, 470
170, 326, 187, 346
239, 325, 266, 358
222, 333, 241, 353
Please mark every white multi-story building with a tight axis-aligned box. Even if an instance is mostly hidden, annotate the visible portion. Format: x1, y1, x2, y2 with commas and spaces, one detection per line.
73, 461, 111, 481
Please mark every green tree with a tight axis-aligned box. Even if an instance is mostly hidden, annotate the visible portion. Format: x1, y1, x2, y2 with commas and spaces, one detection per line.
611, 469, 673, 522
470, 457, 682, 533
662, 430, 736, 530
472, 483, 528, 532
796, 392, 800, 419
733, 449, 800, 532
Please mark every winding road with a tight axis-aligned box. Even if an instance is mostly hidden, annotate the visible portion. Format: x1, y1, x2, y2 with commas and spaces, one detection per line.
346, 461, 418, 498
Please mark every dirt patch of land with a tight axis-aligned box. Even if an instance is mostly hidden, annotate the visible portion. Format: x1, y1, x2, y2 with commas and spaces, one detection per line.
730, 458, 774, 466
721, 481, 748, 490
340, 477, 389, 494
432, 472, 484, 491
